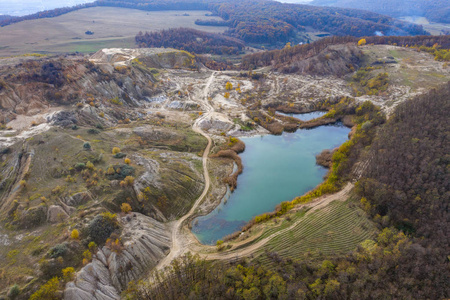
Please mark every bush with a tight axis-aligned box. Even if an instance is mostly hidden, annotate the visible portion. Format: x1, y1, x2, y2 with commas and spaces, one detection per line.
88, 241, 97, 251
71, 125, 79, 130
86, 161, 94, 170
62, 267, 75, 282
106, 164, 135, 180
8, 284, 20, 299
70, 229, 79, 239
83, 142, 91, 150
87, 128, 100, 134
29, 277, 60, 300
48, 243, 69, 259
124, 158, 131, 164
120, 176, 135, 187
87, 213, 119, 245
121, 203, 132, 213
113, 152, 126, 158
112, 147, 121, 154
74, 162, 86, 170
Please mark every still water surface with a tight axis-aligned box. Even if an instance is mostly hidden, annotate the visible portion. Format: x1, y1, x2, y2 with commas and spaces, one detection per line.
192, 118, 350, 244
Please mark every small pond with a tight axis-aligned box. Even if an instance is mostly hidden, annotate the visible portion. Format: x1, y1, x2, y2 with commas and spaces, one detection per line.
276, 111, 326, 121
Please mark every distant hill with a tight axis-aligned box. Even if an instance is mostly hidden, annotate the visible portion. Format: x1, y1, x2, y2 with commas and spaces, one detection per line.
310, 0, 450, 23
0, 15, 13, 21
0, 0, 428, 47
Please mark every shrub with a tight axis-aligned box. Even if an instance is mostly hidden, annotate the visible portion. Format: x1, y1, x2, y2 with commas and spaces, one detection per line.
120, 176, 135, 187
29, 277, 60, 300
87, 128, 100, 134
112, 147, 121, 154
70, 229, 79, 239
106, 164, 135, 180
62, 267, 75, 282
71, 125, 79, 130
358, 38, 367, 46
225, 82, 233, 90
88, 241, 97, 252
106, 238, 124, 253
87, 213, 119, 245
75, 162, 86, 170
8, 284, 20, 299
86, 161, 94, 170
224, 92, 230, 99
82, 250, 92, 261
124, 158, 131, 164
48, 243, 68, 259
83, 142, 91, 150
216, 240, 224, 251
121, 203, 132, 214
113, 152, 126, 158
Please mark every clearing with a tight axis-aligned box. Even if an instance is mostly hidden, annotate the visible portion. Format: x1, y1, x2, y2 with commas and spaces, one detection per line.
0, 7, 227, 56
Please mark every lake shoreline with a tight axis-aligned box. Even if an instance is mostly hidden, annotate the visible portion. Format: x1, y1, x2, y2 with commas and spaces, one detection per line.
192, 114, 351, 245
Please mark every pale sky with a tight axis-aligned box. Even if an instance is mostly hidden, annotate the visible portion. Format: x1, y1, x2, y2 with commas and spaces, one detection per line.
0, 0, 95, 16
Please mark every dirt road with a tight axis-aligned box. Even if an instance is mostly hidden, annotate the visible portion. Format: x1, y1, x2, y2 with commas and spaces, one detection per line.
155, 70, 354, 269
155, 72, 216, 270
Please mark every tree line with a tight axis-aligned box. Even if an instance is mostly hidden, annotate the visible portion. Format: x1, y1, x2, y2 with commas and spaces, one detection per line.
241, 35, 450, 71
135, 28, 244, 55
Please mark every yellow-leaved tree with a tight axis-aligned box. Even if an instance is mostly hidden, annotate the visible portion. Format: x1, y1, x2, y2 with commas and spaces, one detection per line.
358, 38, 367, 46
70, 229, 79, 239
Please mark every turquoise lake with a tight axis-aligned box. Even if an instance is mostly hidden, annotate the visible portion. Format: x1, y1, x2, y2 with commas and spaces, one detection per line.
192, 120, 351, 245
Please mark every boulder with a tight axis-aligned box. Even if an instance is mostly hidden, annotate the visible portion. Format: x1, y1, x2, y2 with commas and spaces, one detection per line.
47, 205, 69, 223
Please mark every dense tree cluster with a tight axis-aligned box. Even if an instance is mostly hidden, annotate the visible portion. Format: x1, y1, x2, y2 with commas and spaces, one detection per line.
311, 0, 450, 24
135, 28, 244, 55
194, 19, 230, 27
208, 0, 427, 44
241, 35, 450, 71
358, 82, 450, 249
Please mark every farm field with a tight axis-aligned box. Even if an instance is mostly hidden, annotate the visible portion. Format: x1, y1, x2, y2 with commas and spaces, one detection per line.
0, 7, 228, 56
254, 198, 378, 264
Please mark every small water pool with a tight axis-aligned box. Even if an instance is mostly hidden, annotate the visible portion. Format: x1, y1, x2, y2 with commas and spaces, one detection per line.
277, 111, 326, 121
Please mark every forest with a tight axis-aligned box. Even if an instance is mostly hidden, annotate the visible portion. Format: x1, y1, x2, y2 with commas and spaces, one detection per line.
0, 0, 429, 46
241, 35, 450, 71
135, 28, 244, 55
102, 0, 429, 44
124, 82, 450, 300
311, 0, 450, 24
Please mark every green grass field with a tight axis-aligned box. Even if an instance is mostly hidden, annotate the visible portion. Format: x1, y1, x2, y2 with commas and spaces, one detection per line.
0, 7, 228, 56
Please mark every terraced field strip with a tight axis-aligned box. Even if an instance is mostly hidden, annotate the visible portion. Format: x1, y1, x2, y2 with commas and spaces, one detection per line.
255, 199, 377, 264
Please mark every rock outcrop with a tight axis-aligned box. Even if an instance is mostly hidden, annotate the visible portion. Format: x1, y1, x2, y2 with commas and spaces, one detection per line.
64, 213, 171, 300
47, 205, 69, 223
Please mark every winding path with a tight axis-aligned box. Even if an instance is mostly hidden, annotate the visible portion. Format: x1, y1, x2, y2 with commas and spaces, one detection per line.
154, 70, 354, 270
155, 72, 215, 270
